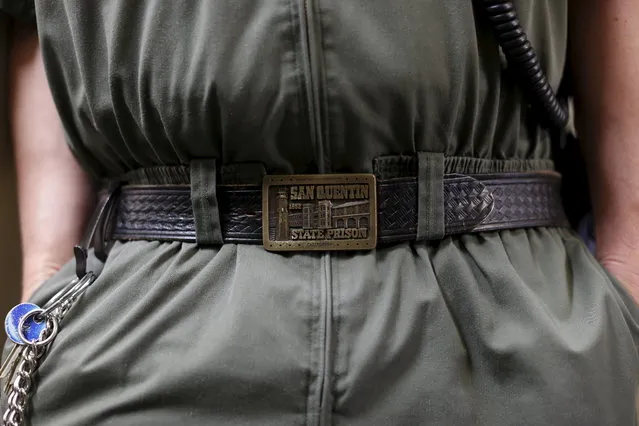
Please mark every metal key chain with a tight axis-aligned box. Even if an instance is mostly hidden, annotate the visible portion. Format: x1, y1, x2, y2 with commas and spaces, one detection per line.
0, 274, 92, 383
2, 272, 98, 426
1, 185, 119, 426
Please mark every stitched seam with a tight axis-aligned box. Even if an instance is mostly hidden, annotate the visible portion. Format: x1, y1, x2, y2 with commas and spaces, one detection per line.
287, 1, 314, 422
316, 2, 331, 173
318, 252, 334, 425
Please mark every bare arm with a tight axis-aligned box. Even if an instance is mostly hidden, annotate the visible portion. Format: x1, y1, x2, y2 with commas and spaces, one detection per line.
10, 22, 95, 301
570, 0, 639, 304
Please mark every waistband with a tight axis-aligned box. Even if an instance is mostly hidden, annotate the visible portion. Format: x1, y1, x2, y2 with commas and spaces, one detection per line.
99, 155, 568, 252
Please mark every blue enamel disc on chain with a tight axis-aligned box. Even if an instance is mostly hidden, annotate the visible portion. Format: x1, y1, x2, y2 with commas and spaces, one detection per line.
4, 303, 42, 345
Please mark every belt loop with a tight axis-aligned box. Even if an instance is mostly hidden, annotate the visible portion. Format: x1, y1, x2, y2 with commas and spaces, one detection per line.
190, 159, 224, 245
416, 152, 445, 241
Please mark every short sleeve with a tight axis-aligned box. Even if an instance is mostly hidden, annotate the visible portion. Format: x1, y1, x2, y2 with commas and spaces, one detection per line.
0, 0, 35, 22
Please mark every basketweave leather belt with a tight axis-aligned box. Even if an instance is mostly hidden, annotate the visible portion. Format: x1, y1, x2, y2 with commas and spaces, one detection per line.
107, 171, 568, 251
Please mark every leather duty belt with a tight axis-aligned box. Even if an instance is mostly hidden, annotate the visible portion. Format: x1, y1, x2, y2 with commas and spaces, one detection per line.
109, 171, 568, 251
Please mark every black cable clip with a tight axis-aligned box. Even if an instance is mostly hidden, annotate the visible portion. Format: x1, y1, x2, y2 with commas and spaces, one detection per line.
74, 182, 121, 279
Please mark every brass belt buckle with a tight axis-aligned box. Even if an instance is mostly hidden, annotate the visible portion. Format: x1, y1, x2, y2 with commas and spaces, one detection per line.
262, 174, 377, 251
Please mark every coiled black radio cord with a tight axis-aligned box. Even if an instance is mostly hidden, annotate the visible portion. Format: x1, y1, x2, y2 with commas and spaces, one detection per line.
481, 0, 569, 130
